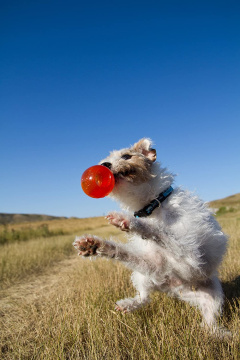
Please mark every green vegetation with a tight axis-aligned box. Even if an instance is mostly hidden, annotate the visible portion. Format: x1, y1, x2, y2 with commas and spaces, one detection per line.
0, 224, 65, 245
216, 206, 236, 216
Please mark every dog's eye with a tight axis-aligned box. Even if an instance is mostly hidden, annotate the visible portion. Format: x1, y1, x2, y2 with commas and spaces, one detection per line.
121, 154, 132, 160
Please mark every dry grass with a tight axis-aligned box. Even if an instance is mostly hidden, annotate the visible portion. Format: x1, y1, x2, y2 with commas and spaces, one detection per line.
0, 217, 110, 245
0, 215, 240, 359
0, 220, 121, 289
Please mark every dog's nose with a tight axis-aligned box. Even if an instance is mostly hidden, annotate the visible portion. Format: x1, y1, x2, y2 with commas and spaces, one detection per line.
101, 162, 112, 170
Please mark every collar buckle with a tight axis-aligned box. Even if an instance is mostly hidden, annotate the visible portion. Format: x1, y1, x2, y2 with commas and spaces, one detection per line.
134, 186, 173, 218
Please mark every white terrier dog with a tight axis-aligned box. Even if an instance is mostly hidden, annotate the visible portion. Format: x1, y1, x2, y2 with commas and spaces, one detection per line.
73, 138, 229, 336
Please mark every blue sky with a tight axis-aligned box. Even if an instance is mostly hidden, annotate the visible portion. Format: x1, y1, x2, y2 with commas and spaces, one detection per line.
1, 1, 239, 218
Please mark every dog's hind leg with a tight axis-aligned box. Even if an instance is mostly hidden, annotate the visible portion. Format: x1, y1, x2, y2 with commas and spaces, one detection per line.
73, 235, 164, 313
115, 271, 155, 313
176, 276, 231, 338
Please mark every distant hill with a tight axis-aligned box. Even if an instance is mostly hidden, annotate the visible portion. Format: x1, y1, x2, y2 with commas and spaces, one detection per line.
209, 193, 240, 209
0, 213, 68, 225
1, 193, 239, 224
208, 193, 240, 216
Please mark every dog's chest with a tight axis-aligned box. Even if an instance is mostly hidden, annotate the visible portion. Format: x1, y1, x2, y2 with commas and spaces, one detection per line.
128, 236, 165, 265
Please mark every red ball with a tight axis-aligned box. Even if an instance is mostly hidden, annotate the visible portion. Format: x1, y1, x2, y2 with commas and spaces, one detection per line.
81, 165, 115, 198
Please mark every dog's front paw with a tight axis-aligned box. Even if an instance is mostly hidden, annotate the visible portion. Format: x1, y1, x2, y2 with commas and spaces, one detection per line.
73, 235, 101, 257
106, 212, 130, 232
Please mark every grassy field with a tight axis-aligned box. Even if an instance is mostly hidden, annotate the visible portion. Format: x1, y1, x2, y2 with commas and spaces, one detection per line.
0, 204, 240, 359
0, 216, 110, 245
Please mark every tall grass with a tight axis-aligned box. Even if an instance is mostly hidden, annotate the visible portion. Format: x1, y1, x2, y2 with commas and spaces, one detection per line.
0, 234, 74, 289
0, 216, 240, 359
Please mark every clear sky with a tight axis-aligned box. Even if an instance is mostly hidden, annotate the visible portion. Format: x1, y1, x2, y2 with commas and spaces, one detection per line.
1, 1, 240, 218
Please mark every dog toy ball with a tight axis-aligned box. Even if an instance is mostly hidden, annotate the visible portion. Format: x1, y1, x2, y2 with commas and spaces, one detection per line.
81, 165, 115, 198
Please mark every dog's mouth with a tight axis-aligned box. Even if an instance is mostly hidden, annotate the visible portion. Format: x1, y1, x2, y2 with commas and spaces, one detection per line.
114, 169, 137, 182
113, 163, 154, 184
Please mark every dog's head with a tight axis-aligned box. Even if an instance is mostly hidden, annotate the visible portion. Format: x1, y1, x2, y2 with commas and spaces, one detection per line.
99, 138, 174, 210
99, 138, 157, 186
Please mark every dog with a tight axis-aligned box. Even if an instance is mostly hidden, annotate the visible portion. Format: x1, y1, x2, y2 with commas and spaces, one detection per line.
73, 138, 230, 337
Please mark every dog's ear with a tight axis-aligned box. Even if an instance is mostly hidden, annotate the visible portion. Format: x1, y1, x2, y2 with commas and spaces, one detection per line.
132, 138, 157, 162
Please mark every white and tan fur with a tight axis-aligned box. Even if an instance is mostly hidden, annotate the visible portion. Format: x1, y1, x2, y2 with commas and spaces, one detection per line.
73, 138, 229, 337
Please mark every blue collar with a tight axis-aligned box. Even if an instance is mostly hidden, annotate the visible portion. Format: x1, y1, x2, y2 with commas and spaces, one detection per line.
134, 186, 174, 218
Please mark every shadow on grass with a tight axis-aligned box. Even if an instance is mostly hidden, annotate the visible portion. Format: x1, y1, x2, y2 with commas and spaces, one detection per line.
222, 276, 240, 319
